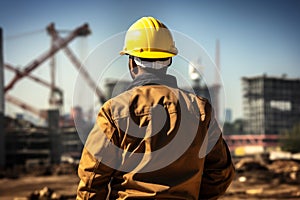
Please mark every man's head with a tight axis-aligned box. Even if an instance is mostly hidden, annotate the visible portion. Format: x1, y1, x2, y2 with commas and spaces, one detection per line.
120, 16, 178, 79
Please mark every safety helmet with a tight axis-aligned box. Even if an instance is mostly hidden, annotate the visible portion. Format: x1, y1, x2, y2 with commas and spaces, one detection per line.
120, 16, 178, 59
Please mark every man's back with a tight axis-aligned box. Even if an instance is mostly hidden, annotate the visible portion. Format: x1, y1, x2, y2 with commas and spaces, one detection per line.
77, 81, 234, 199
108, 84, 209, 199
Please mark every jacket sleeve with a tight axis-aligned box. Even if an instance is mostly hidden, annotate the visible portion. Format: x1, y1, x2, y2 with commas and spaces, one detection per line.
77, 102, 117, 200
199, 119, 235, 199
76, 148, 114, 200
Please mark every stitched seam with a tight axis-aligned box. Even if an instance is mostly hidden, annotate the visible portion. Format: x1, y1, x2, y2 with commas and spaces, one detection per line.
87, 160, 100, 199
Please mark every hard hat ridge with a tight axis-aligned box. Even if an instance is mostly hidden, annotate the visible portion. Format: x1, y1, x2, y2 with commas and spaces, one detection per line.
120, 16, 178, 59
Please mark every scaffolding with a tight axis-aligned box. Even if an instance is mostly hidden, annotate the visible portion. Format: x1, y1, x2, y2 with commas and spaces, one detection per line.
242, 74, 300, 134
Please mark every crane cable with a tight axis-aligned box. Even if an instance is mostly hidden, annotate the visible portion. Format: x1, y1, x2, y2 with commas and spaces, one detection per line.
4, 29, 45, 41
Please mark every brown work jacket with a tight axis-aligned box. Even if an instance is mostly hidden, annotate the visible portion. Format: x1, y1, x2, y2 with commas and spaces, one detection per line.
77, 73, 235, 200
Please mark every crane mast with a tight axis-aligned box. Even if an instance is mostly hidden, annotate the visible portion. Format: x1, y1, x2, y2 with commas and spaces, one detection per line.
47, 24, 107, 104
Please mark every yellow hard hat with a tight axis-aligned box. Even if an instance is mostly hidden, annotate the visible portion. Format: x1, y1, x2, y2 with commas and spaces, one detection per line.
120, 16, 178, 59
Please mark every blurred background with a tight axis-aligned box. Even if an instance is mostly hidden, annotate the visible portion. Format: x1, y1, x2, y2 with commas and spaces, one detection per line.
0, 0, 300, 199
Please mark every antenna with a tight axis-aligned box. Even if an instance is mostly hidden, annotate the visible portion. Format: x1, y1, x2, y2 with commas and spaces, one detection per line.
215, 39, 220, 84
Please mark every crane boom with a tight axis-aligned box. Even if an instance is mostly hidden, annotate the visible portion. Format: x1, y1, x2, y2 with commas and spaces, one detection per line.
5, 63, 63, 106
4, 23, 90, 92
5, 63, 62, 93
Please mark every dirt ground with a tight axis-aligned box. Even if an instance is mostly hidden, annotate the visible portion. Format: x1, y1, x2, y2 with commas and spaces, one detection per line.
0, 173, 300, 200
1, 158, 300, 200
220, 177, 300, 200
0, 175, 79, 200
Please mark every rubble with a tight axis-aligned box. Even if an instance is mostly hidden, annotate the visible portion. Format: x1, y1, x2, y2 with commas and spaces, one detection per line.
28, 187, 76, 200
28, 187, 55, 200
220, 156, 300, 199
0, 175, 79, 200
235, 157, 268, 172
268, 160, 300, 174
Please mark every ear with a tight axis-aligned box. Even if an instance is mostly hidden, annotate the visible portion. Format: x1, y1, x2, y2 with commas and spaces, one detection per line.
168, 58, 172, 66
128, 57, 138, 79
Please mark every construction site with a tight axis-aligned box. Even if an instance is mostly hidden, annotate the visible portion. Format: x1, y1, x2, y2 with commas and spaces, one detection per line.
0, 23, 300, 200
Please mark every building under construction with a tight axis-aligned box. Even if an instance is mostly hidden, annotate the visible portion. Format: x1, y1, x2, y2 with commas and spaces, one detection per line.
242, 74, 300, 135
4, 111, 83, 167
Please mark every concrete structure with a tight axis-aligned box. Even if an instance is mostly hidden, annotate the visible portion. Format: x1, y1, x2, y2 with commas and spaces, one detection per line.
4, 115, 83, 167
242, 74, 300, 135
4, 116, 50, 166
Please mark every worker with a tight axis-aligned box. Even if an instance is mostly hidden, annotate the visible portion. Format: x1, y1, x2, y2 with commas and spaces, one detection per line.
76, 16, 235, 200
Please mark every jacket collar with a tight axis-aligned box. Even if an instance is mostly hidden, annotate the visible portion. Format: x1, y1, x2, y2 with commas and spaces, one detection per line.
127, 72, 178, 90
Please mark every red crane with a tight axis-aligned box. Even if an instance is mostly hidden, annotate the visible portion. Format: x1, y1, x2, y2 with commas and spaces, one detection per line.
4, 23, 91, 93
4, 23, 107, 119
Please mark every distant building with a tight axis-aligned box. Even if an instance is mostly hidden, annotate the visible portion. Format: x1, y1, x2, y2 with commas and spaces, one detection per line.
225, 108, 232, 123
242, 74, 300, 135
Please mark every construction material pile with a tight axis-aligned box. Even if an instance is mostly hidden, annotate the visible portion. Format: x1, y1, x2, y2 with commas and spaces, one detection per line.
27, 187, 75, 200
221, 157, 300, 199
236, 157, 300, 184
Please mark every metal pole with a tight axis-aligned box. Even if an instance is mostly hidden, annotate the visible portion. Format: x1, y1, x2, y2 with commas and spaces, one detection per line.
0, 27, 6, 168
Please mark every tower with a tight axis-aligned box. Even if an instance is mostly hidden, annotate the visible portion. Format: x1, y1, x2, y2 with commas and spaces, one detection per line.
212, 39, 221, 122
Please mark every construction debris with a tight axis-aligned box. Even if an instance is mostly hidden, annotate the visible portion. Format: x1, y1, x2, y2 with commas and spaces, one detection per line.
221, 157, 300, 199
29, 187, 56, 200
27, 187, 76, 200
235, 157, 300, 184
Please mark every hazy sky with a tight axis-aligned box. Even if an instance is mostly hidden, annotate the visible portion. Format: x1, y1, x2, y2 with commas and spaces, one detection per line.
1, 0, 300, 122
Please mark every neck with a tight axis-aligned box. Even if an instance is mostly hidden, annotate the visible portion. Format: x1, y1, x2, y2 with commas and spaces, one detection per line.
133, 67, 167, 79
127, 71, 178, 90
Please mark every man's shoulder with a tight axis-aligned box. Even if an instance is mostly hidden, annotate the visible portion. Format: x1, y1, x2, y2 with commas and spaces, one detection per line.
102, 85, 212, 114
178, 88, 210, 103
101, 89, 135, 119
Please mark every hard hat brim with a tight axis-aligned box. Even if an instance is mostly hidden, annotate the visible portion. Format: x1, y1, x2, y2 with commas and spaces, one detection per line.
120, 49, 177, 59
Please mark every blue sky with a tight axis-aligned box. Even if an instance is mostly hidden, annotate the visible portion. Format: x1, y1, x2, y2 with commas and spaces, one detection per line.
1, 0, 300, 121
